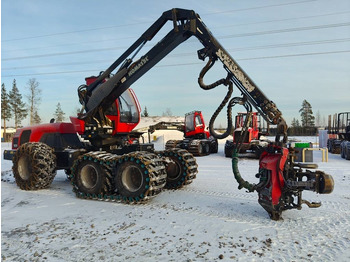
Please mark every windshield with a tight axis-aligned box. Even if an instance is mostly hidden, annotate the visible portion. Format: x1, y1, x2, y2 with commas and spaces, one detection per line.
118, 90, 139, 123
185, 114, 195, 132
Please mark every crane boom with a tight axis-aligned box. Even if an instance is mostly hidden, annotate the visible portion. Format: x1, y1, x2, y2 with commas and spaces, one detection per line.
78, 8, 286, 142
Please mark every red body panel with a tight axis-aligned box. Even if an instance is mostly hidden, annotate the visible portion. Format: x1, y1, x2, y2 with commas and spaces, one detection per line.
259, 147, 288, 206
70, 116, 85, 134
12, 122, 77, 149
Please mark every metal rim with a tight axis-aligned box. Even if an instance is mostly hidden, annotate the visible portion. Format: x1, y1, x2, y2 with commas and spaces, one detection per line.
18, 156, 31, 180
166, 160, 181, 181
80, 164, 99, 189
121, 165, 144, 192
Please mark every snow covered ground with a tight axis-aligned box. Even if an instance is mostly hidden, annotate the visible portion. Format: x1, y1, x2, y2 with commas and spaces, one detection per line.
1, 136, 350, 261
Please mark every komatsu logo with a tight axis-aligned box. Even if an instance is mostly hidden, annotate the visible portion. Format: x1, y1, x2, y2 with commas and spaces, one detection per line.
128, 56, 149, 77
216, 49, 255, 92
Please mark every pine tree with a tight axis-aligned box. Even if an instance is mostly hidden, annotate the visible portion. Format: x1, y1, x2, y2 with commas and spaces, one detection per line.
26, 78, 42, 125
9, 79, 27, 129
54, 102, 65, 122
33, 110, 41, 124
291, 118, 300, 127
299, 100, 315, 127
1, 83, 12, 138
142, 106, 149, 117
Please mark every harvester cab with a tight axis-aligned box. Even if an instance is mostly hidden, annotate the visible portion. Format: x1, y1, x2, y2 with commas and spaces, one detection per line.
233, 112, 260, 143
327, 112, 350, 159
184, 111, 210, 139
82, 75, 141, 137
148, 111, 218, 156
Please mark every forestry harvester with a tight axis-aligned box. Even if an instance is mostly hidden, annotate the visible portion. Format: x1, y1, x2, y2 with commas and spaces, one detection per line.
327, 112, 350, 160
224, 112, 270, 159
3, 8, 334, 219
148, 111, 218, 156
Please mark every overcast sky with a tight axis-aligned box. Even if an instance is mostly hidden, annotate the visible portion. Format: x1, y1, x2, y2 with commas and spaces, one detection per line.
1, 0, 349, 127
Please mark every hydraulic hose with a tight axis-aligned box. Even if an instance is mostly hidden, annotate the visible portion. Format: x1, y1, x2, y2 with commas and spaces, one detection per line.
198, 58, 233, 139
231, 148, 256, 192
198, 58, 258, 192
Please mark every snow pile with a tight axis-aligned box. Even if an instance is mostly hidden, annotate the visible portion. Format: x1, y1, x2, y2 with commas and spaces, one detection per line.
1, 136, 350, 261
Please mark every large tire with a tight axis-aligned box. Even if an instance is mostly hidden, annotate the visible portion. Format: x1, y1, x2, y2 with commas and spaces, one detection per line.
210, 139, 218, 154
344, 142, 350, 160
114, 161, 150, 198
73, 159, 112, 195
224, 141, 233, 158
327, 140, 334, 154
165, 140, 181, 150
13, 142, 56, 190
340, 144, 345, 158
159, 149, 198, 189
188, 140, 210, 156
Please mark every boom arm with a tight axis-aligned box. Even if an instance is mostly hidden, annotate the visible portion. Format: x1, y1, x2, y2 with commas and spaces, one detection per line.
78, 8, 287, 142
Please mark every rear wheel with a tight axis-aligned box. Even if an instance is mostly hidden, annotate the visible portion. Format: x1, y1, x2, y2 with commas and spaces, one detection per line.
159, 149, 198, 189
13, 142, 56, 190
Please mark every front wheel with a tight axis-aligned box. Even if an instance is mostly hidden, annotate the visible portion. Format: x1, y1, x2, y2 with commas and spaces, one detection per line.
13, 142, 56, 190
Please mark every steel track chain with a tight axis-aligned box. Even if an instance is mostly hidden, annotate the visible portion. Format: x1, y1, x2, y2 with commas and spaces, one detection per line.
157, 148, 198, 188
69, 151, 167, 203
187, 139, 211, 156
68, 148, 198, 203
165, 140, 180, 150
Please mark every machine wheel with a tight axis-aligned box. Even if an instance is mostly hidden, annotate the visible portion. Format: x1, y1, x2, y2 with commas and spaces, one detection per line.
74, 160, 112, 195
165, 140, 181, 150
224, 142, 233, 158
211, 142, 218, 153
202, 142, 210, 155
115, 161, 150, 198
327, 140, 334, 154
114, 152, 167, 201
159, 149, 198, 189
340, 144, 345, 158
344, 143, 350, 160
12, 142, 56, 190
188, 140, 210, 156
